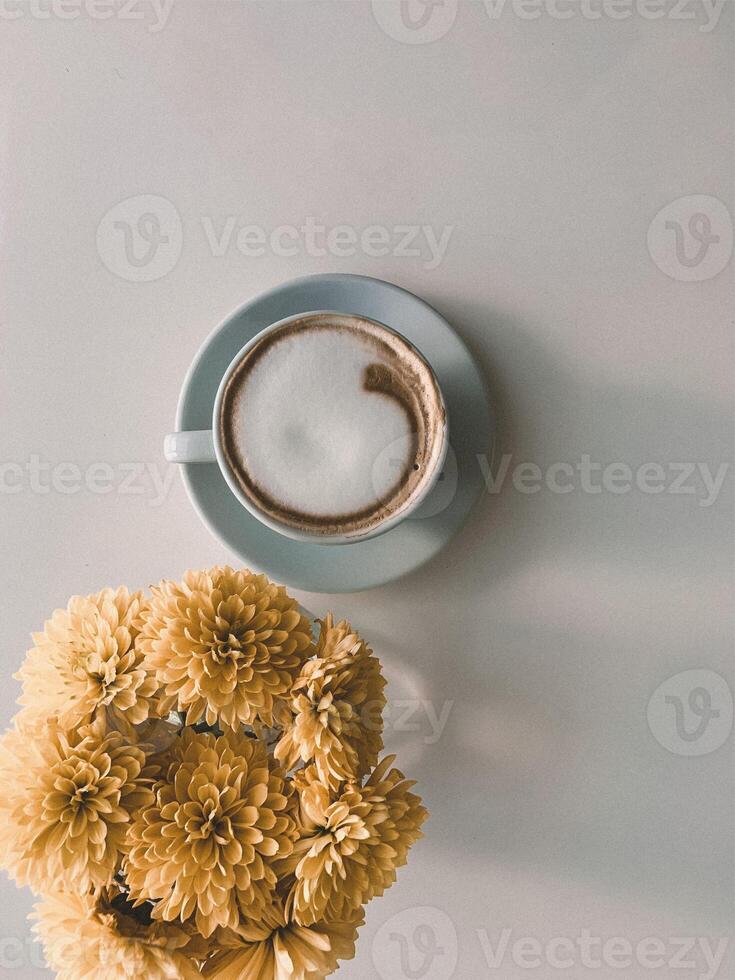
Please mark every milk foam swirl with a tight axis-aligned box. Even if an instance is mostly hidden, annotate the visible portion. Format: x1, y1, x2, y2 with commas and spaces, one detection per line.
219, 313, 446, 538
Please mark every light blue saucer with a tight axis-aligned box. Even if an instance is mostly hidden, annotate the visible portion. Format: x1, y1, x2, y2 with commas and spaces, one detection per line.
174, 274, 493, 592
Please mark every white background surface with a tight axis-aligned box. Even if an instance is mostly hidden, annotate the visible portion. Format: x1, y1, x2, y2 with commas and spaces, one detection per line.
1, 1, 733, 977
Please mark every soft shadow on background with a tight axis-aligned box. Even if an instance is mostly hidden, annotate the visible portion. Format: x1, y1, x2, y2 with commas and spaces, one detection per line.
347, 299, 733, 927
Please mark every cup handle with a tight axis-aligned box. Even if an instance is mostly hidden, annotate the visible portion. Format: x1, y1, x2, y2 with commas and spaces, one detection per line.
164, 430, 216, 464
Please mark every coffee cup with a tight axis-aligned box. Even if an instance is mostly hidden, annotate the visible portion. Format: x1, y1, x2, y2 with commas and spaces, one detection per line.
165, 311, 448, 544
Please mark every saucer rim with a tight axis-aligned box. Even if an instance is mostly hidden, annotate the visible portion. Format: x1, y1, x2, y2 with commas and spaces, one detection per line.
175, 273, 494, 593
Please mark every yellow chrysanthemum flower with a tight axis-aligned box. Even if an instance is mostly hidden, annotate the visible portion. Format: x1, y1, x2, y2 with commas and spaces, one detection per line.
139, 567, 312, 729
15, 588, 158, 736
0, 723, 153, 894
290, 757, 427, 926
126, 729, 297, 938
0, 568, 428, 978
275, 615, 386, 790
33, 887, 204, 980
202, 900, 363, 980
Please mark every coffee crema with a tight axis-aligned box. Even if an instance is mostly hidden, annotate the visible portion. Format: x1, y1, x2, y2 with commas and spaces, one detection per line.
218, 313, 446, 538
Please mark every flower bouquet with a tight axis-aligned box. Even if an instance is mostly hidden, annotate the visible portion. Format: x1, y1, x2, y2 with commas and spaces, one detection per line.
0, 566, 426, 979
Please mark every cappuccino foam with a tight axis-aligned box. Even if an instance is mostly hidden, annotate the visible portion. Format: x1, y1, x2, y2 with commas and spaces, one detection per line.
219, 313, 445, 538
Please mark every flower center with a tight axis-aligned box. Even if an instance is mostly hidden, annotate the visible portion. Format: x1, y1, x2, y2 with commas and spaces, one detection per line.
67, 763, 102, 811
108, 889, 155, 929
74, 650, 123, 706
185, 796, 232, 842
210, 630, 244, 664
323, 803, 368, 843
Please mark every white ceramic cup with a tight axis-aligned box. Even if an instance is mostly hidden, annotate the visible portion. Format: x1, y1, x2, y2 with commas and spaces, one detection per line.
164, 311, 448, 544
